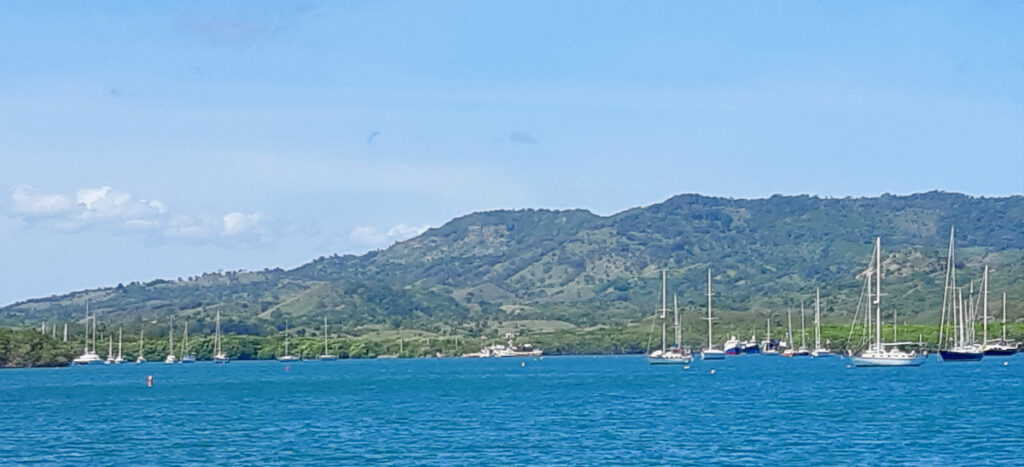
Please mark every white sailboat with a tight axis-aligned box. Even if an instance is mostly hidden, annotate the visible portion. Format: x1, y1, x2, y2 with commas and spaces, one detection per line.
277, 321, 301, 362
851, 237, 925, 367
647, 270, 693, 364
811, 289, 835, 357
180, 321, 196, 363
318, 316, 338, 360
701, 268, 725, 360
164, 317, 177, 364
983, 292, 1018, 355
213, 310, 229, 363
104, 335, 114, 364
113, 327, 125, 364
136, 327, 146, 364
72, 302, 104, 365
938, 226, 983, 361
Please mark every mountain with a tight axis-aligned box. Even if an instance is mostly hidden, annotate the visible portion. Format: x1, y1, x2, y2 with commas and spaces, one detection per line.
2, 191, 1022, 339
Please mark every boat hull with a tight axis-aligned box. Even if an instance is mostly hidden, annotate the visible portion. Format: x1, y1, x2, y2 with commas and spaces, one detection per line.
701, 350, 725, 360
647, 356, 693, 365
939, 350, 984, 362
983, 348, 1017, 356
852, 356, 925, 367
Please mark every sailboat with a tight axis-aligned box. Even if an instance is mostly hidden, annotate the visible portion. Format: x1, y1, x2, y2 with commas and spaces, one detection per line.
113, 327, 125, 364
180, 321, 196, 363
72, 302, 104, 365
647, 270, 693, 364
318, 316, 338, 360
811, 289, 835, 357
938, 227, 983, 362
701, 268, 725, 360
793, 301, 810, 356
761, 315, 780, 355
984, 292, 1018, 355
212, 310, 229, 363
164, 317, 177, 364
782, 307, 796, 357
851, 237, 925, 367
277, 321, 301, 362
105, 335, 114, 364
136, 327, 146, 364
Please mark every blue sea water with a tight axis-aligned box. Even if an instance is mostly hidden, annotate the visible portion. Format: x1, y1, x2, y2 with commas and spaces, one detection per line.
1, 354, 1022, 465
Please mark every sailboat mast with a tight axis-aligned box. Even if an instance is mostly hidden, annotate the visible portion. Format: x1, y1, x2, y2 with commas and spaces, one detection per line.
874, 237, 882, 350
324, 316, 329, 354
815, 288, 821, 350
982, 265, 988, 345
706, 268, 713, 349
999, 290, 1007, 342
169, 317, 174, 355
800, 301, 806, 350
787, 308, 793, 350
63, 323, 67, 342
673, 294, 681, 349
139, 328, 144, 357
118, 327, 122, 359
939, 226, 954, 348
661, 270, 667, 353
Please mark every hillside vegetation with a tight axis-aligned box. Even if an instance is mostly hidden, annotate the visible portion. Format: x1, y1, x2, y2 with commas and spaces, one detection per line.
2, 192, 1022, 344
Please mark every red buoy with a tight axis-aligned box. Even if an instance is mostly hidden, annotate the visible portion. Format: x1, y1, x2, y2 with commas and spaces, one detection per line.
146, 375, 153, 387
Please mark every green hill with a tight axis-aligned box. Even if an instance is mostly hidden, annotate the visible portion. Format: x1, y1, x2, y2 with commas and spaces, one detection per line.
2, 191, 1022, 342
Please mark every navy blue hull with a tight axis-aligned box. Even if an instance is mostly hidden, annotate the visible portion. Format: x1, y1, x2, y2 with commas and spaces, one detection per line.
939, 350, 984, 361
983, 348, 1016, 356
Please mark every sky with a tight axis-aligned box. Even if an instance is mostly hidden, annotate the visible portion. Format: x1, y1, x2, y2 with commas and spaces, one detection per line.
1, 1, 1022, 306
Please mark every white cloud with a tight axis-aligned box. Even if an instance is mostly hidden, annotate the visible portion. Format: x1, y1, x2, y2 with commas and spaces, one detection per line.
221, 212, 265, 237
11, 185, 74, 216
349, 223, 428, 248
4, 185, 271, 243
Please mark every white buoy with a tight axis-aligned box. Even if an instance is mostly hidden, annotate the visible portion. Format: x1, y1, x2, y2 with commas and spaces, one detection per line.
1004, 361, 1009, 367
709, 369, 716, 375
520, 361, 525, 367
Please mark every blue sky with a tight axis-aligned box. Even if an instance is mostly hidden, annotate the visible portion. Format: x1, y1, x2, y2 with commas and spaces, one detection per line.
1, 1, 1022, 306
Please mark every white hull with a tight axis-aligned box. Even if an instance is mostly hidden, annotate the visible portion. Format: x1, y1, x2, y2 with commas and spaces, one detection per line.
164, 355, 177, 364
852, 355, 925, 367
277, 355, 301, 362
701, 350, 725, 360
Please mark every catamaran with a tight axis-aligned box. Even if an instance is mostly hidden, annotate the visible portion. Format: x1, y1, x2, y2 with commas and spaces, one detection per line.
938, 227, 983, 362
72, 302, 104, 365
811, 289, 835, 357
984, 292, 1018, 355
136, 327, 146, 364
851, 237, 925, 367
277, 321, 301, 362
164, 317, 177, 364
701, 268, 725, 360
180, 321, 196, 363
318, 316, 338, 360
213, 310, 229, 363
647, 270, 693, 364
